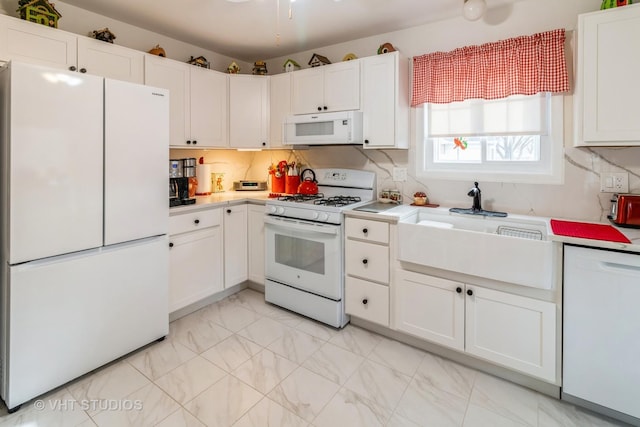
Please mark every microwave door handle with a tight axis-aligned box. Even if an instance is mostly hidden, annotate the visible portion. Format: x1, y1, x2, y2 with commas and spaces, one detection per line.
264, 216, 338, 235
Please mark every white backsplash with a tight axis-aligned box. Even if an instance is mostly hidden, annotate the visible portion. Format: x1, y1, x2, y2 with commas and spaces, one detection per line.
171, 144, 640, 223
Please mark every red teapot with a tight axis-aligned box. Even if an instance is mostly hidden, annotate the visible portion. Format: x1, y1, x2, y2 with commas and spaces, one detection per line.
297, 169, 318, 195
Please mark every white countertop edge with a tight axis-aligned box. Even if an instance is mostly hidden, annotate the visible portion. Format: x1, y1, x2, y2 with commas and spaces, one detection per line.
170, 191, 270, 215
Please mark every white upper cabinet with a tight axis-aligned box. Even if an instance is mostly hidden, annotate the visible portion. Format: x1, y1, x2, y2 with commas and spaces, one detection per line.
291, 61, 360, 114
229, 74, 269, 149
576, 5, 640, 146
269, 72, 292, 149
145, 55, 228, 148
0, 15, 143, 83
361, 51, 409, 149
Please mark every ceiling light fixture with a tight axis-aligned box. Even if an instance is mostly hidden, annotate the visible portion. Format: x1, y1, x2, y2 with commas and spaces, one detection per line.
462, 0, 486, 21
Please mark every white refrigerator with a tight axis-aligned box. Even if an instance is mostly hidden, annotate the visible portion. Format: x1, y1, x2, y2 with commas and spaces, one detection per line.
0, 62, 169, 411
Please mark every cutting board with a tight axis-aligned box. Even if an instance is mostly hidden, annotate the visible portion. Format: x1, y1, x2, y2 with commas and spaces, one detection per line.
550, 219, 631, 243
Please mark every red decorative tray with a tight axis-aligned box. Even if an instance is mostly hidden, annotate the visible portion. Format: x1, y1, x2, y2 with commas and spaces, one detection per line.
550, 219, 631, 243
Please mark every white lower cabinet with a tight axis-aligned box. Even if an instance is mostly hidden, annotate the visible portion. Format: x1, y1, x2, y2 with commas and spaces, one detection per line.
169, 209, 223, 313
394, 268, 556, 382
223, 204, 248, 287
247, 204, 265, 285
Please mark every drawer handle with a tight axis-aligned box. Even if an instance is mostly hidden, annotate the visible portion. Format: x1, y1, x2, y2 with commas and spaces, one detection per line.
362, 298, 368, 305
226, 209, 232, 214
186, 140, 192, 144
467, 289, 473, 296
69, 66, 76, 71
192, 140, 197, 145
362, 228, 368, 234
362, 259, 368, 265
194, 219, 200, 225
169, 242, 174, 248
80, 68, 87, 73
456, 287, 462, 293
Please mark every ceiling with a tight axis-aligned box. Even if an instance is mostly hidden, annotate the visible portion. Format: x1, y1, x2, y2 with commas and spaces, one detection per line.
60, 0, 516, 62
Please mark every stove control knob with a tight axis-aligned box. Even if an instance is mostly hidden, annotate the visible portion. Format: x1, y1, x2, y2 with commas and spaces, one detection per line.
277, 207, 285, 215
269, 206, 278, 214
318, 213, 329, 221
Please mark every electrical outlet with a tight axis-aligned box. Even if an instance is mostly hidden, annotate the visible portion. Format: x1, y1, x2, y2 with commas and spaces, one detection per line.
393, 167, 407, 182
600, 172, 629, 193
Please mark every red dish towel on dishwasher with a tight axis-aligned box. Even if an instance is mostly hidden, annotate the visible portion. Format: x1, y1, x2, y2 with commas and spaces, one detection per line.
550, 219, 631, 243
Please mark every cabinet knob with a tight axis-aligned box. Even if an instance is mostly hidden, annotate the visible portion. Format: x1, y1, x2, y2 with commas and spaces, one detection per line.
317, 107, 322, 111
456, 287, 462, 293
69, 66, 77, 71
362, 298, 368, 305
186, 140, 192, 145
169, 242, 174, 248
226, 209, 232, 214
192, 140, 197, 145
323, 106, 328, 111
362, 258, 368, 265
467, 289, 473, 296
194, 219, 200, 224
79, 68, 87, 73
362, 228, 368, 234
262, 142, 266, 146
364, 140, 370, 144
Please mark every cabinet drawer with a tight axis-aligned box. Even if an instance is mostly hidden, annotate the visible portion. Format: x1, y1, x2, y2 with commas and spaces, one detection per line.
345, 240, 389, 283
170, 208, 222, 235
345, 218, 389, 244
345, 277, 389, 326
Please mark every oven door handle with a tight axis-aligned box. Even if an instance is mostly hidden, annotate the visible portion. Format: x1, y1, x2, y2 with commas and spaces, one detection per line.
264, 216, 339, 235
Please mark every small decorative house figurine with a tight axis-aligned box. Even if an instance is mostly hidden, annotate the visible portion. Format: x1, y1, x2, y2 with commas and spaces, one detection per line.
342, 53, 357, 61
187, 55, 210, 69
90, 27, 116, 43
377, 42, 396, 55
148, 45, 166, 57
17, 0, 61, 28
308, 53, 331, 67
252, 60, 268, 75
283, 59, 300, 73
227, 61, 240, 74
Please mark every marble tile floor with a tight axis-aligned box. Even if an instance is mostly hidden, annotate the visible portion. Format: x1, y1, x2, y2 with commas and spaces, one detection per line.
0, 289, 628, 427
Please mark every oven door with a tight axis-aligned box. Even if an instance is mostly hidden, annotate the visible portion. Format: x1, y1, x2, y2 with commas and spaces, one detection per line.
264, 215, 342, 300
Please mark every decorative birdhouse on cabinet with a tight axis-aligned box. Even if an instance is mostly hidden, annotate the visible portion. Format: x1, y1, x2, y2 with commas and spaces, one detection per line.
90, 27, 116, 43
187, 55, 210, 69
227, 61, 240, 74
17, 0, 61, 28
283, 58, 300, 73
308, 53, 331, 67
252, 60, 268, 75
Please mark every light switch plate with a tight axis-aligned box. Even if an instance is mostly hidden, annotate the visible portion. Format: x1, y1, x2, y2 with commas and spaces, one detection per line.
393, 167, 407, 182
600, 172, 629, 193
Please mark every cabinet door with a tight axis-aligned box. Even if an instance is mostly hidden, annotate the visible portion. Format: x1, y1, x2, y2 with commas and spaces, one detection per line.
465, 286, 556, 382
190, 67, 228, 148
362, 53, 395, 148
77, 37, 144, 83
229, 75, 269, 148
223, 204, 248, 287
169, 227, 223, 313
144, 54, 190, 146
394, 270, 464, 350
0, 15, 76, 70
323, 60, 360, 113
269, 73, 292, 148
247, 204, 265, 285
291, 67, 324, 114
578, 6, 640, 145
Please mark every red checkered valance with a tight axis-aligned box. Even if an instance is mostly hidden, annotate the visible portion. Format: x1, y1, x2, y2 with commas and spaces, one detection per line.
411, 29, 569, 106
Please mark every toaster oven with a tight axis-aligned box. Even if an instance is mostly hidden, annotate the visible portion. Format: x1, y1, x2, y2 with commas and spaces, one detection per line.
608, 194, 640, 228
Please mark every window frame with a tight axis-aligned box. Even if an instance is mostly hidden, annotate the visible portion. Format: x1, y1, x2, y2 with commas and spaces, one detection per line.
414, 94, 565, 185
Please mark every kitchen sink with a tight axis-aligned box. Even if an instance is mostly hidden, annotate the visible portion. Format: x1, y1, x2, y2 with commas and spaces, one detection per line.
398, 208, 556, 289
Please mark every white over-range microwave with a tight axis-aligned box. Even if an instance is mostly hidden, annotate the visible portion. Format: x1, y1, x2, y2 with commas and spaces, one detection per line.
283, 111, 363, 145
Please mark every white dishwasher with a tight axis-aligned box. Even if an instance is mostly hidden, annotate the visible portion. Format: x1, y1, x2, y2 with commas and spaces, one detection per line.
563, 245, 640, 425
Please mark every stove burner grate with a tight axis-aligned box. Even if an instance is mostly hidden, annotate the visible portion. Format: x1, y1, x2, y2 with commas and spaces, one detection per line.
278, 193, 325, 203
314, 196, 362, 207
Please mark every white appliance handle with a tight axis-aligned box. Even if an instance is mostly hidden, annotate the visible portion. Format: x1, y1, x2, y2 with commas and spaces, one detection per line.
264, 216, 338, 235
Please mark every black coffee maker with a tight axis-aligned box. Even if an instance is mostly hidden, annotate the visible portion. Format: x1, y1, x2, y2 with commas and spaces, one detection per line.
169, 159, 196, 207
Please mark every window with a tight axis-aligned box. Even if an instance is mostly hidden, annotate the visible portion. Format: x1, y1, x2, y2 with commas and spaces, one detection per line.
416, 93, 564, 184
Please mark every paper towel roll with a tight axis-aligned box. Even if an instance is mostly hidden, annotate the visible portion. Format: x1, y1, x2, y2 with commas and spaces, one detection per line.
196, 164, 213, 195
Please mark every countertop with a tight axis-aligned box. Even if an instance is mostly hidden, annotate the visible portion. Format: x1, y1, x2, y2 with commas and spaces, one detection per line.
169, 191, 270, 214
344, 203, 640, 254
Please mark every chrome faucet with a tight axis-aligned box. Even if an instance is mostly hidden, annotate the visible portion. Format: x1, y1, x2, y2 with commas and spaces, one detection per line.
468, 182, 482, 211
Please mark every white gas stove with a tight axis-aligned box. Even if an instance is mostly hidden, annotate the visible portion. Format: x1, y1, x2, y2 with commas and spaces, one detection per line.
264, 169, 376, 328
